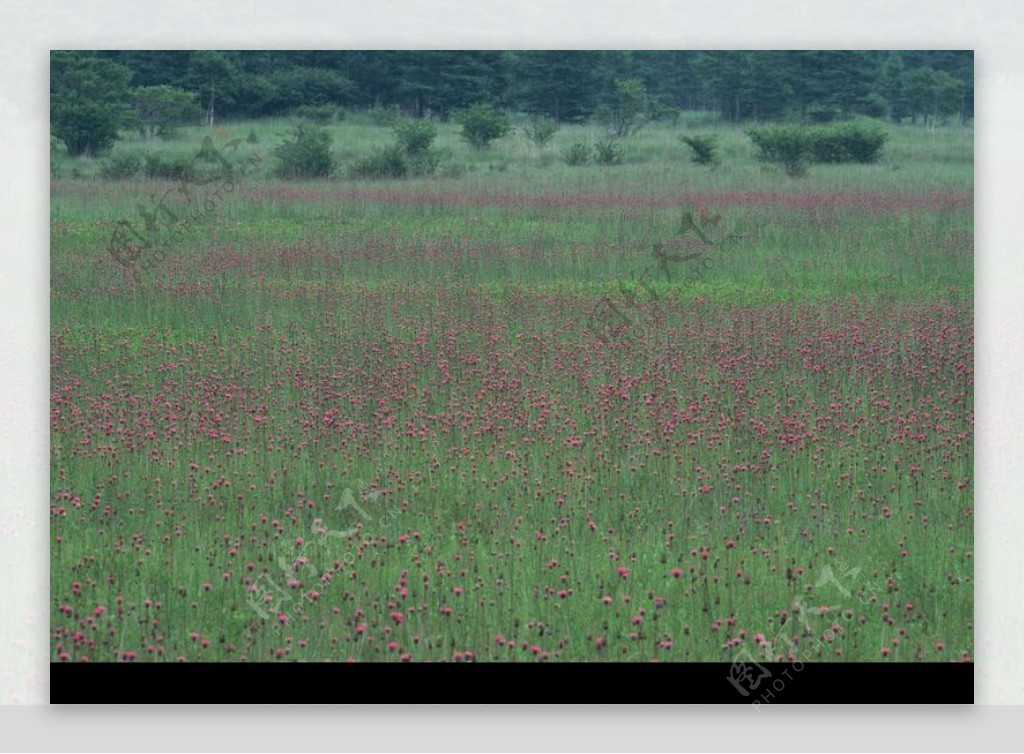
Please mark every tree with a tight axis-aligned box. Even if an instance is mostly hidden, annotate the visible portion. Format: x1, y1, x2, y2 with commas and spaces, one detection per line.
132, 85, 199, 139
264, 67, 353, 114
184, 51, 243, 125
598, 78, 650, 138
904, 67, 964, 126
511, 51, 603, 122
693, 51, 750, 122
875, 52, 908, 122
50, 51, 134, 156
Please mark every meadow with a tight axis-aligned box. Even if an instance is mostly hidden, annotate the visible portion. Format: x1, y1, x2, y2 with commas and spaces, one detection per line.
50, 116, 973, 664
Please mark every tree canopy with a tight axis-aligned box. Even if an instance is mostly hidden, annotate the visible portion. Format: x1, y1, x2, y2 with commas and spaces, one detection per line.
52, 50, 973, 140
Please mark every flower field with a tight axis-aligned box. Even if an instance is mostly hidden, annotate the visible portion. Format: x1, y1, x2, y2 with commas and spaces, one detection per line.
50, 121, 973, 663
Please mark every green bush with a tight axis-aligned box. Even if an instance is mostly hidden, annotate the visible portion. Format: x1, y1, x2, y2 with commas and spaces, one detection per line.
273, 122, 335, 179
679, 133, 719, 166
561, 142, 591, 166
456, 104, 512, 149
748, 121, 889, 176
293, 104, 339, 123
593, 139, 623, 165
522, 116, 559, 147
100, 152, 143, 180
143, 152, 197, 181
810, 121, 888, 164
393, 119, 438, 156
352, 119, 444, 179
351, 144, 408, 179
407, 149, 442, 177
747, 125, 812, 177
246, 129, 259, 144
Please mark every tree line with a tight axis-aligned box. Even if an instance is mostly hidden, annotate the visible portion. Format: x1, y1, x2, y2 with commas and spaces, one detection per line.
52, 50, 972, 156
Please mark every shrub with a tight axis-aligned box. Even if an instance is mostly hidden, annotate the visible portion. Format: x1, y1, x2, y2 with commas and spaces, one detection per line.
393, 119, 438, 156
456, 104, 512, 149
522, 116, 559, 147
679, 133, 719, 166
748, 122, 889, 176
143, 152, 197, 181
810, 121, 888, 164
293, 104, 338, 123
352, 118, 445, 179
246, 129, 259, 144
747, 125, 812, 177
351, 144, 408, 179
407, 148, 442, 177
561, 142, 591, 166
273, 122, 335, 179
593, 139, 623, 165
100, 152, 143, 180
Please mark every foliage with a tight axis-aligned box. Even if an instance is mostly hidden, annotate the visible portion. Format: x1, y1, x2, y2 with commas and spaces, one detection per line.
805, 104, 842, 124
50, 51, 134, 156
679, 133, 719, 166
351, 144, 409, 179
903, 67, 965, 126
132, 85, 200, 139
561, 142, 591, 166
264, 67, 353, 113
597, 78, 650, 138
272, 122, 335, 179
522, 116, 560, 147
66, 51, 974, 127
646, 99, 680, 125
747, 125, 812, 176
292, 104, 339, 123
593, 139, 623, 165
143, 151, 197, 181
455, 104, 512, 149
368, 102, 402, 126
100, 152, 144, 180
748, 121, 889, 175
351, 117, 443, 179
392, 118, 438, 156
807, 121, 889, 164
